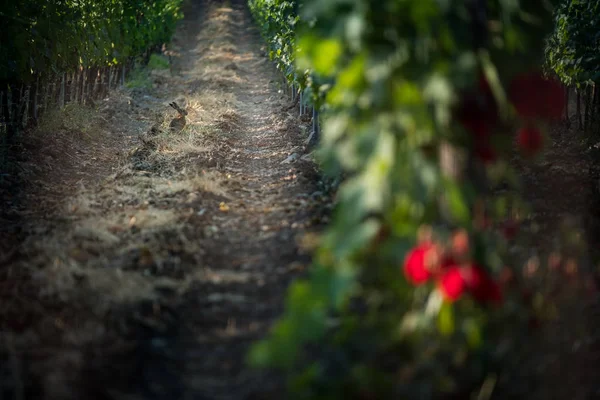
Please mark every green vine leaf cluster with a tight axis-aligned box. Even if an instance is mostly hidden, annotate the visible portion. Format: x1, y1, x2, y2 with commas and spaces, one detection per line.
248, 0, 332, 109
248, 0, 299, 83
0, 0, 184, 82
248, 0, 559, 398
545, 0, 600, 86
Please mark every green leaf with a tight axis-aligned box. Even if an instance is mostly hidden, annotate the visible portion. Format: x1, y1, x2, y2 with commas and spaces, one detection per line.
313, 38, 342, 76
442, 178, 471, 225
437, 301, 455, 336
463, 319, 483, 349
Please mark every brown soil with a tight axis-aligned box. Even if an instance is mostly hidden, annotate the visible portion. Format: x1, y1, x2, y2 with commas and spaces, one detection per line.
0, 0, 329, 399
493, 118, 600, 399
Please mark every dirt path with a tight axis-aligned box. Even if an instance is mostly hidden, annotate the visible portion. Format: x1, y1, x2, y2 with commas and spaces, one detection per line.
491, 120, 600, 399
0, 1, 328, 399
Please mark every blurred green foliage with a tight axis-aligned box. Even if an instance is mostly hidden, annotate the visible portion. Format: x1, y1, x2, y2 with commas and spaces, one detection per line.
248, 0, 560, 398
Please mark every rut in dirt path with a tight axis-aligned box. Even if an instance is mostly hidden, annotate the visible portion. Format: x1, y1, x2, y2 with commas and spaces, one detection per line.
0, 0, 327, 399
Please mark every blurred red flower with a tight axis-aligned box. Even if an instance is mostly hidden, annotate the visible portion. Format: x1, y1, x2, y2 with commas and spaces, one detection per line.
439, 266, 467, 302
509, 72, 565, 120
403, 243, 434, 285
464, 264, 503, 305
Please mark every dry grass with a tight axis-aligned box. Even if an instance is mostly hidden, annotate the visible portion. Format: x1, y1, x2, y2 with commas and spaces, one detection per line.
215, 110, 242, 133
35, 103, 106, 142
64, 191, 98, 215
155, 171, 228, 198
29, 255, 186, 312
15, 67, 237, 315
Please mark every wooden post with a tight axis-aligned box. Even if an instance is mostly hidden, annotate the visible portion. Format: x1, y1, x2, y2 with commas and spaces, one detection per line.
5, 84, 17, 134
80, 68, 86, 103
73, 71, 78, 104
284, 75, 288, 96
53, 76, 59, 107
42, 81, 49, 115
33, 76, 39, 120
595, 83, 600, 134
98, 67, 104, 97
86, 68, 92, 102
18, 84, 25, 127
0, 89, 8, 130
0, 91, 4, 130
565, 85, 570, 127
592, 83, 598, 134
92, 67, 98, 99
21, 86, 30, 128
312, 108, 319, 141
11, 85, 21, 131
84, 68, 91, 103
6, 85, 11, 125
98, 68, 104, 98
577, 88, 582, 130
67, 72, 74, 104
104, 67, 109, 97
584, 84, 591, 132
59, 73, 65, 108
0, 106, 6, 173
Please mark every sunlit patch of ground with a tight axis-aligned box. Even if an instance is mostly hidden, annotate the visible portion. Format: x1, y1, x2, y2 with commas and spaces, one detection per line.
0, 0, 329, 398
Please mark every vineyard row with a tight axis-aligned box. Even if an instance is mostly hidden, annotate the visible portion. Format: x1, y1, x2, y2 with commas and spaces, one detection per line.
0, 0, 183, 171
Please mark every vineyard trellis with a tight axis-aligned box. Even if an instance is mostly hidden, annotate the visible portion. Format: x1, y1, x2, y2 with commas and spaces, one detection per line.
0, 0, 183, 173
546, 0, 600, 133
248, 0, 324, 147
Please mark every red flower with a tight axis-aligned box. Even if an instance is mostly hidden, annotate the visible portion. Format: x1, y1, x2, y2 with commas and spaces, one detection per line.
403, 243, 434, 285
509, 71, 565, 120
463, 264, 503, 305
439, 266, 467, 302
517, 125, 543, 157
439, 264, 503, 305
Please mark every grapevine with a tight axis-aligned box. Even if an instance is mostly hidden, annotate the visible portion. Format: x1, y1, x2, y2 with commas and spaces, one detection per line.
0, 0, 183, 82
248, 0, 569, 398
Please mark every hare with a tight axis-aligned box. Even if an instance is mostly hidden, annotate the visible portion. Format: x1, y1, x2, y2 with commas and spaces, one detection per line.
169, 101, 188, 132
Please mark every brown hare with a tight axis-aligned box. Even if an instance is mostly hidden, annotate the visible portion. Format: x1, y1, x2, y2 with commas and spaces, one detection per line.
169, 101, 188, 132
